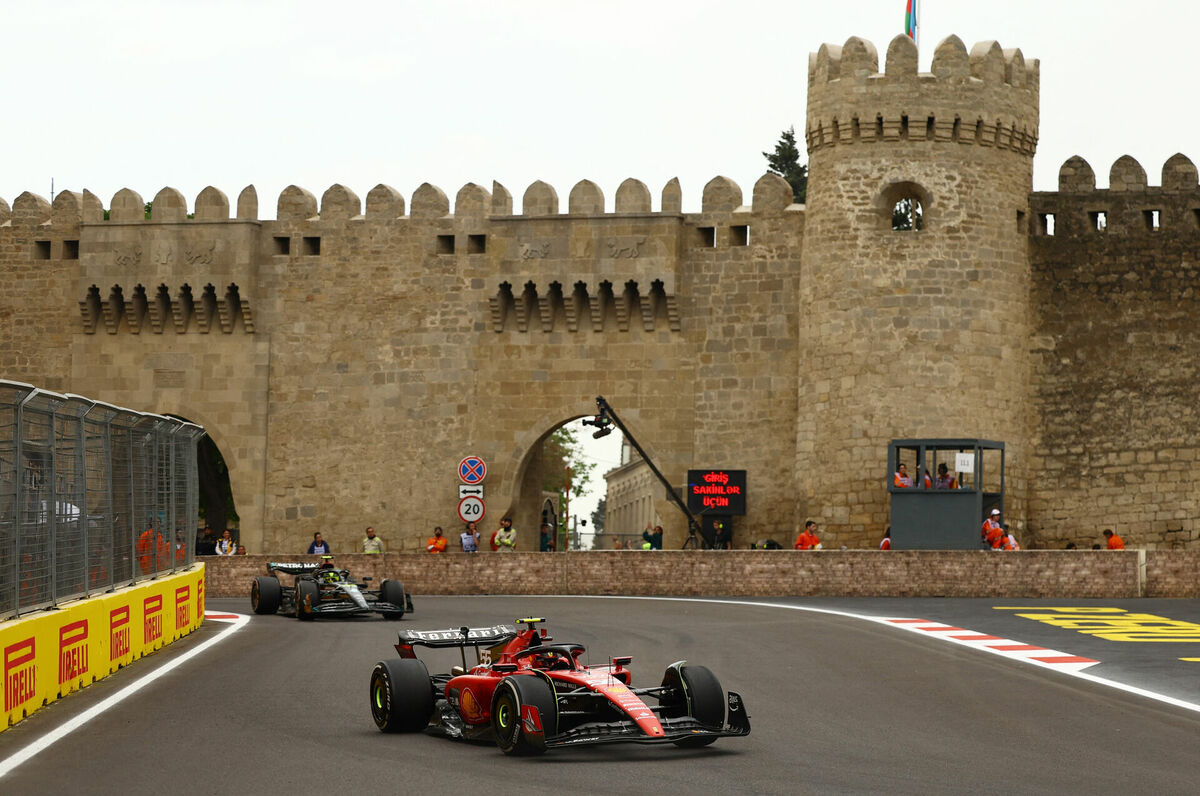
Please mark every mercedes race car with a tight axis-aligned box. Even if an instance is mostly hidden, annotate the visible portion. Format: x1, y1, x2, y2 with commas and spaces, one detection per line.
368, 618, 749, 755
250, 559, 412, 620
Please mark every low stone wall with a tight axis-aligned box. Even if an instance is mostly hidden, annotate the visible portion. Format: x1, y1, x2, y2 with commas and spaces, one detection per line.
204, 550, 1200, 600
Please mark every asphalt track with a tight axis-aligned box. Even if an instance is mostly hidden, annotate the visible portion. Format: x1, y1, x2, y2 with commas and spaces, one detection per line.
3, 595, 1200, 795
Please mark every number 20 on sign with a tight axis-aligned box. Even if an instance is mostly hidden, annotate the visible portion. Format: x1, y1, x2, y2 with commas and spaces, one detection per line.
458, 495, 485, 523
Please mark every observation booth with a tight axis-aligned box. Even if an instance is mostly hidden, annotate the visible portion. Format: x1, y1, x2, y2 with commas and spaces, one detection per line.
887, 439, 1005, 550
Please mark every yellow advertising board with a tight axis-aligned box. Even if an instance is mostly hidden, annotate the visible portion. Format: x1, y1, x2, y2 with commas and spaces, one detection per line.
2, 565, 205, 730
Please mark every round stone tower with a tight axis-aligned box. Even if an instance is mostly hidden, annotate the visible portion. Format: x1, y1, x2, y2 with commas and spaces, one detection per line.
798, 34, 1040, 546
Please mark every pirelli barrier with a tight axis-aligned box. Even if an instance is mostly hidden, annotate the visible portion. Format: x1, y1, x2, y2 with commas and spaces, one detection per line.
1, 564, 205, 730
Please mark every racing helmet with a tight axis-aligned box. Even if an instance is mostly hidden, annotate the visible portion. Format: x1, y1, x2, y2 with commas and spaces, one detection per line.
320, 569, 342, 583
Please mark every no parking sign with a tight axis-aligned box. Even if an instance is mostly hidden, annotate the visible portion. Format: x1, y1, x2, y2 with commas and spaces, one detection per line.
458, 456, 487, 484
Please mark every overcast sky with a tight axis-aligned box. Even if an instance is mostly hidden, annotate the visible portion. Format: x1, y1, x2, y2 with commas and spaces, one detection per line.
7, 2, 1194, 538
3, 1, 1196, 212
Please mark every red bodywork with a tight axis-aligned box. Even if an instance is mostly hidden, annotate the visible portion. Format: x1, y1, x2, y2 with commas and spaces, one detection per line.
397, 623, 661, 736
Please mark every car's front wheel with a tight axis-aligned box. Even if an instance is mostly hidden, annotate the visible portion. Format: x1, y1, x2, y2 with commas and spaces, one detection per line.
380, 579, 406, 620
660, 663, 725, 747
250, 576, 281, 614
492, 675, 557, 756
369, 658, 434, 733
296, 580, 319, 621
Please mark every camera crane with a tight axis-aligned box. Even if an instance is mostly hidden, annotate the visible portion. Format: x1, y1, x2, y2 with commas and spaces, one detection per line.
582, 396, 709, 549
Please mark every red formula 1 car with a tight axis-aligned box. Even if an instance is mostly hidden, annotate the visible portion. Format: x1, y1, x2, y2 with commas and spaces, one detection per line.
368, 618, 749, 755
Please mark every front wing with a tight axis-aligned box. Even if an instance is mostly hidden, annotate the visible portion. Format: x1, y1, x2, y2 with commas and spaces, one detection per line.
545, 691, 750, 749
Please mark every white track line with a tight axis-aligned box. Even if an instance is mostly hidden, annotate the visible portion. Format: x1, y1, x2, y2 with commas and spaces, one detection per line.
559, 595, 1200, 716
0, 612, 249, 779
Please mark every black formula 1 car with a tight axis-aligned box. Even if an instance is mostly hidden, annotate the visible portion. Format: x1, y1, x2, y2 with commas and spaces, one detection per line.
250, 559, 412, 620
368, 618, 749, 755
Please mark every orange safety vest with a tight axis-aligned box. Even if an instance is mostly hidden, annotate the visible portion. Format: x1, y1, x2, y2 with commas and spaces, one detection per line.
982, 519, 1003, 548
894, 472, 913, 487
1107, 534, 1125, 550
426, 535, 447, 553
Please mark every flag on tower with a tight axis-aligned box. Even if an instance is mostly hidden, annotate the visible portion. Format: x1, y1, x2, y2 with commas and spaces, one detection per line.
905, 0, 919, 45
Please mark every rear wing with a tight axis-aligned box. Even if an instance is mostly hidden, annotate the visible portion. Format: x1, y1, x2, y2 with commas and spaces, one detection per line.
397, 625, 516, 649
266, 562, 321, 576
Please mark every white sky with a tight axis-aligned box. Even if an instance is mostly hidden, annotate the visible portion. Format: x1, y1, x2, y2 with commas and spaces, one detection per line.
3, 1, 1196, 210
5, 1, 1194, 539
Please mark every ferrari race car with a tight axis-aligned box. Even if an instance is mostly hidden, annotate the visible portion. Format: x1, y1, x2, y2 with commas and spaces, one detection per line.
250, 559, 413, 620
368, 618, 749, 755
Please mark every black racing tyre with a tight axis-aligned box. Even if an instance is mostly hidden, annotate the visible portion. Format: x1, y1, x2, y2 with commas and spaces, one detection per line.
296, 579, 319, 621
491, 675, 558, 756
380, 579, 406, 620
660, 663, 725, 748
250, 576, 281, 614
370, 658, 434, 733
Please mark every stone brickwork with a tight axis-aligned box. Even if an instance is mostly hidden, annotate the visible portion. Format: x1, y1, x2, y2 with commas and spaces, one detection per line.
1029, 155, 1200, 548
203, 550, 1200, 599
3, 31, 1199, 554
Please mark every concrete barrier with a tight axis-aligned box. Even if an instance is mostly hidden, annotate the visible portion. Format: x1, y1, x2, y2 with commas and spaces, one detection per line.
2, 565, 205, 730
203, 551, 1200, 601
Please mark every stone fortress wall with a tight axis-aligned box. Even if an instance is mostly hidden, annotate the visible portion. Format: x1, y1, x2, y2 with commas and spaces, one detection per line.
2, 31, 1198, 552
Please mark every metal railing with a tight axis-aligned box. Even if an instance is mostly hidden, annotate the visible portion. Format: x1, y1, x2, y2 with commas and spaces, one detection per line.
0, 380, 205, 619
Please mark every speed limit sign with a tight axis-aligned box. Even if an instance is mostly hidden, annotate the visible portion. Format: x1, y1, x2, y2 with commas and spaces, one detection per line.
457, 495, 485, 523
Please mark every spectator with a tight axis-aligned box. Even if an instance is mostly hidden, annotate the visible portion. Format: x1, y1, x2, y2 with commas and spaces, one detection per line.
426, 526, 447, 554
174, 531, 187, 564
196, 525, 217, 556
1103, 528, 1125, 550
236, 545, 247, 555
612, 538, 623, 550
1065, 542, 1077, 550
361, 526, 385, 554
794, 520, 821, 550
461, 521, 480, 553
934, 463, 957, 490
642, 524, 663, 550
1001, 529, 1020, 550
215, 528, 237, 556
307, 532, 331, 555
1091, 543, 1102, 550
752, 539, 783, 549
137, 527, 169, 573
880, 527, 892, 550
893, 463, 913, 488
494, 517, 517, 552
539, 522, 555, 552
712, 521, 731, 549
981, 510, 1004, 549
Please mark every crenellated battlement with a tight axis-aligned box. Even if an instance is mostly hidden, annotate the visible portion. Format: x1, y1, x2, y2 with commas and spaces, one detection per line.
0, 173, 798, 229
1032, 154, 1200, 238
805, 34, 1039, 156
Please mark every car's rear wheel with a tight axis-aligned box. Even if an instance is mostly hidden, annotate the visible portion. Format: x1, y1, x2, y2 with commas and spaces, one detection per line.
492, 675, 557, 756
370, 658, 434, 732
296, 579, 319, 621
660, 663, 725, 747
250, 576, 281, 614
380, 579, 406, 619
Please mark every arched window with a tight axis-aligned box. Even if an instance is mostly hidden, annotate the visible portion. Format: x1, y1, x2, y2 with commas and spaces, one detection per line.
878, 181, 930, 233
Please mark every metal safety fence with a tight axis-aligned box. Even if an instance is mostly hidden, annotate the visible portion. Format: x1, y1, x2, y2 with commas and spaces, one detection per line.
0, 380, 205, 619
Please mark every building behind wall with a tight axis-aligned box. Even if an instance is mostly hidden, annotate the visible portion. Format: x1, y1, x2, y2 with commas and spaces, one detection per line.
1, 32, 1198, 551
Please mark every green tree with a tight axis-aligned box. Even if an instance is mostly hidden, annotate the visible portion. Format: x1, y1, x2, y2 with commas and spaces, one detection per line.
891, 198, 923, 231
763, 126, 808, 203
590, 496, 606, 536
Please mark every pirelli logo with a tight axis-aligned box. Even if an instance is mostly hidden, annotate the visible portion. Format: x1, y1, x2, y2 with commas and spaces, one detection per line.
110, 605, 131, 660
58, 619, 90, 686
4, 637, 36, 712
144, 594, 164, 645
175, 585, 191, 630
197, 576, 205, 616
